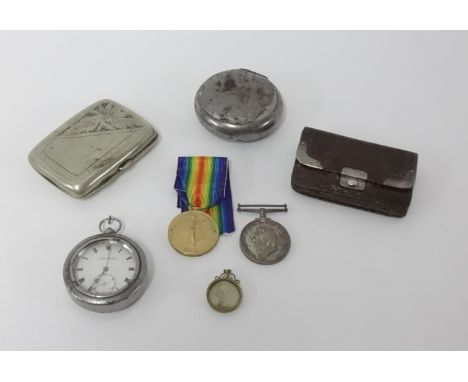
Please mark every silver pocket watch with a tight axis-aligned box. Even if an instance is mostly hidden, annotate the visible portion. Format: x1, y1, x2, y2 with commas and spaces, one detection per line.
237, 204, 291, 265
63, 216, 148, 313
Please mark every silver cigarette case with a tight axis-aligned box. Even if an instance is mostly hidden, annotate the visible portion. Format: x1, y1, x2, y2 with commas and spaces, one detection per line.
194, 68, 283, 142
28, 99, 158, 198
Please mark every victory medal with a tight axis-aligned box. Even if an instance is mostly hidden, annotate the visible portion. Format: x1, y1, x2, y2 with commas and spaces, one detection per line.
168, 156, 235, 256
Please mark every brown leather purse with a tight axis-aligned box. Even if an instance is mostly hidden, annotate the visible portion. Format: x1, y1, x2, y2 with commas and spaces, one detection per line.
291, 127, 418, 217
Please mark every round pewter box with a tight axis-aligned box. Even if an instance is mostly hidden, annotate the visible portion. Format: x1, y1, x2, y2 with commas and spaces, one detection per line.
194, 68, 283, 142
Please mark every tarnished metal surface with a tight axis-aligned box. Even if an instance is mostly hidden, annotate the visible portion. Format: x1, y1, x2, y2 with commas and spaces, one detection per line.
383, 169, 417, 189
206, 270, 242, 313
238, 204, 290, 265
295, 141, 323, 169
194, 68, 283, 142
28, 99, 158, 198
240, 218, 291, 265
340, 167, 368, 191
63, 217, 148, 313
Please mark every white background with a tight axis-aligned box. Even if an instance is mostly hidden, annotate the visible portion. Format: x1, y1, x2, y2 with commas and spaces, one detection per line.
1, 31, 467, 350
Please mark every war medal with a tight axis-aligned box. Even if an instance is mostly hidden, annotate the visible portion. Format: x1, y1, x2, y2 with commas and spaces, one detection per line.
168, 157, 235, 256
63, 216, 148, 312
237, 204, 291, 265
168, 210, 219, 256
206, 270, 242, 313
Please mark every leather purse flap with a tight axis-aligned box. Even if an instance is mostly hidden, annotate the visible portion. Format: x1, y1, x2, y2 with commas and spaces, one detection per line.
295, 127, 418, 190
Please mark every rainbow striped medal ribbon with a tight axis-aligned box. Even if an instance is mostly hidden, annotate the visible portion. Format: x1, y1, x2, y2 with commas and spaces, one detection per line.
168, 156, 235, 256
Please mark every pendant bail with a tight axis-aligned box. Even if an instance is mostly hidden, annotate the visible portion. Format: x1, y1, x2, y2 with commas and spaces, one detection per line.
99, 216, 123, 234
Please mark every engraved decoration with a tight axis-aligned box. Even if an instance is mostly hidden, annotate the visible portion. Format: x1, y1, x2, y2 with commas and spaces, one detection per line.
29, 98, 157, 198
60, 100, 145, 136
44, 100, 148, 176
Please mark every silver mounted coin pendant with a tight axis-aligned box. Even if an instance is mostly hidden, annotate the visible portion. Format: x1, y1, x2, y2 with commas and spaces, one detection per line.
63, 216, 148, 313
206, 270, 242, 313
237, 204, 291, 265
194, 68, 283, 142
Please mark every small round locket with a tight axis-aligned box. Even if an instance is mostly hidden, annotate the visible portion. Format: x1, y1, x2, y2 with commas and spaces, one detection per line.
206, 270, 242, 313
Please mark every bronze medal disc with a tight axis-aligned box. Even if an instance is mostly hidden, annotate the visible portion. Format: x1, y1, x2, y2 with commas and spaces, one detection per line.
168, 210, 219, 256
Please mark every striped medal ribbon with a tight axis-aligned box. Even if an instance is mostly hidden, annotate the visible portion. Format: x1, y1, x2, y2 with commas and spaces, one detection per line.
174, 156, 235, 234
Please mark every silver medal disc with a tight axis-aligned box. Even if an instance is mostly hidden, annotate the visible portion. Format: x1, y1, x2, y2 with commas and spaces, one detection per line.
239, 218, 291, 265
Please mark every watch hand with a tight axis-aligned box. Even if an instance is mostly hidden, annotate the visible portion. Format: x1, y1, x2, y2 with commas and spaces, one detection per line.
87, 244, 111, 292
88, 274, 102, 292
90, 271, 104, 289
103, 242, 112, 272
89, 244, 113, 291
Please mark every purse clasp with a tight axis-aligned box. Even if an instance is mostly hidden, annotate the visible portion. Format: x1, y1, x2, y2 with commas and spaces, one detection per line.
340, 167, 368, 190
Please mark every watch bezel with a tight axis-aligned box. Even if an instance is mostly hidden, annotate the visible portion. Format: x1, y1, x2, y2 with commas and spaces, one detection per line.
63, 232, 148, 313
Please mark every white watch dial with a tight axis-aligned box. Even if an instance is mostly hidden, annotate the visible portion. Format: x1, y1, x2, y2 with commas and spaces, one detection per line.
72, 239, 140, 297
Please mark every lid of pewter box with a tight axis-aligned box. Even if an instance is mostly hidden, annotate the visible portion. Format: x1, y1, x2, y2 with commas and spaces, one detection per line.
194, 68, 283, 142
28, 99, 158, 198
